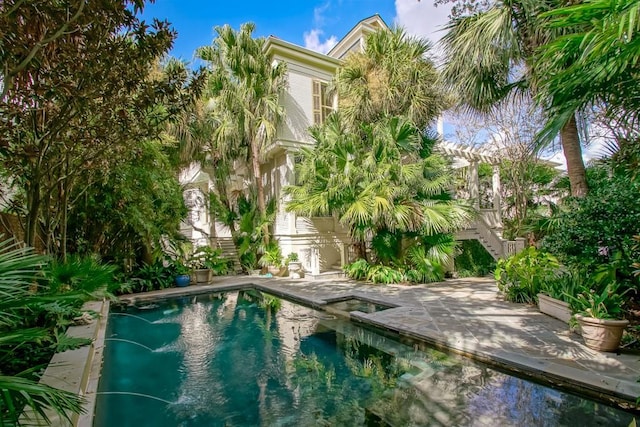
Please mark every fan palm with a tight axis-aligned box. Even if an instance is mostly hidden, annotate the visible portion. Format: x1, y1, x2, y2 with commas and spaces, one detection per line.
196, 23, 287, 224
0, 240, 84, 425
286, 114, 471, 259
440, 0, 589, 197
333, 27, 450, 131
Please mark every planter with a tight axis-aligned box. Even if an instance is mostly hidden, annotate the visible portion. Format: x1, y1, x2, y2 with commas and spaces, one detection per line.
288, 261, 302, 279
267, 265, 281, 276
575, 315, 629, 352
249, 269, 262, 277
175, 274, 191, 287
538, 294, 572, 324
194, 269, 212, 284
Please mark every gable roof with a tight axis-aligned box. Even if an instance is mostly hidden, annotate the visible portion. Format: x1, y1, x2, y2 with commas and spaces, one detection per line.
327, 14, 389, 60
264, 36, 342, 73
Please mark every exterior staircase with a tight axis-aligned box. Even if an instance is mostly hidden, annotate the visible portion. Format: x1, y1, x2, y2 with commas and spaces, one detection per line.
212, 238, 243, 274
456, 216, 525, 260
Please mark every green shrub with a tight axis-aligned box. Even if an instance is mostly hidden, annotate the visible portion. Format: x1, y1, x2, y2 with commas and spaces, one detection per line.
540, 268, 587, 303
125, 258, 176, 293
190, 246, 231, 275
454, 240, 496, 277
542, 168, 640, 284
495, 247, 560, 304
366, 265, 404, 284
344, 259, 371, 280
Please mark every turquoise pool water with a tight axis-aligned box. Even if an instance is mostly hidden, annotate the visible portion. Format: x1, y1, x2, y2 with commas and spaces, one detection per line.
95, 290, 635, 426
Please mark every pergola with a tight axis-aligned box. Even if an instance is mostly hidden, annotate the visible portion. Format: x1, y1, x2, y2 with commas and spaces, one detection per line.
437, 141, 502, 225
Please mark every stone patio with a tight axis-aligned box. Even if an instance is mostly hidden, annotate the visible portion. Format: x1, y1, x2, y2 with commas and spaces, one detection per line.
122, 276, 640, 412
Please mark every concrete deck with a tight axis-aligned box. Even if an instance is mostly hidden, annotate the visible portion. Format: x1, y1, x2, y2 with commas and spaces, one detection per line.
121, 276, 640, 412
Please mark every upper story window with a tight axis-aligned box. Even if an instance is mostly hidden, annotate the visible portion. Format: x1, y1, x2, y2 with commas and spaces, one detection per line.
312, 80, 333, 125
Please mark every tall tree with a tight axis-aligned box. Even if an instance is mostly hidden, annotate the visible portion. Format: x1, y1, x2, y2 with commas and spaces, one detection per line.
0, 1, 203, 253
537, 0, 640, 145
196, 23, 287, 226
440, 0, 590, 197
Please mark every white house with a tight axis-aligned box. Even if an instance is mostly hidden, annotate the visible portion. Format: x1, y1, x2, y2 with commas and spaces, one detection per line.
179, 15, 524, 277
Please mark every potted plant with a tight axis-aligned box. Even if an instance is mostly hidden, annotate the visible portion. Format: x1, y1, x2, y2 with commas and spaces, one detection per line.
538, 269, 585, 324
566, 281, 629, 352
189, 246, 230, 284
174, 261, 191, 287
285, 252, 302, 279
258, 241, 283, 276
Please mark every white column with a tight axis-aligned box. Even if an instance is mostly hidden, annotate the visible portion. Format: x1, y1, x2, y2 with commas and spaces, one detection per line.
468, 161, 479, 210
492, 164, 502, 225
285, 152, 296, 234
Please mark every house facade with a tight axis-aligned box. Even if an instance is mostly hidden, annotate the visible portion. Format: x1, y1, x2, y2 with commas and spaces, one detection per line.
179, 15, 524, 276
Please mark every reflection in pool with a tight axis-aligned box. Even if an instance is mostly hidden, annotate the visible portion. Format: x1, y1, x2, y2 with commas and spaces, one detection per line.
95, 290, 635, 426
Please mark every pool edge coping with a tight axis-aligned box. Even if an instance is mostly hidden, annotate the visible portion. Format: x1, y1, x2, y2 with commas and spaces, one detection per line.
87, 281, 640, 422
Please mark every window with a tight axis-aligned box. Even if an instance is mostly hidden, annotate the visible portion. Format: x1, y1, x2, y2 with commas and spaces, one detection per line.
312, 80, 333, 125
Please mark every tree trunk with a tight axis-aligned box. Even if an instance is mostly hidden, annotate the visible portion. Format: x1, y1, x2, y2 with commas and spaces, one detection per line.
560, 114, 588, 197
25, 175, 41, 249
251, 140, 266, 216
251, 139, 269, 243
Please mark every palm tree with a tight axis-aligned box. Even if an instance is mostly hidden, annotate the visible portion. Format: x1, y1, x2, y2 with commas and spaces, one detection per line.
0, 240, 84, 424
537, 0, 640, 138
196, 23, 287, 225
286, 114, 470, 260
440, 1, 589, 197
333, 27, 450, 131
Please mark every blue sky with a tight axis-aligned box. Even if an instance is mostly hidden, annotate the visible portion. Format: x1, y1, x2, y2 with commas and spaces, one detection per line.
138, 0, 453, 63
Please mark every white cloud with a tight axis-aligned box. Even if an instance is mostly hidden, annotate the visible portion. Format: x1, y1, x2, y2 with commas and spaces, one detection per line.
304, 29, 338, 54
313, 2, 331, 27
394, 0, 452, 47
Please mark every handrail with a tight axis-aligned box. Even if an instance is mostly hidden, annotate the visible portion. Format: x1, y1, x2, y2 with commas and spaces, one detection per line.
475, 215, 505, 258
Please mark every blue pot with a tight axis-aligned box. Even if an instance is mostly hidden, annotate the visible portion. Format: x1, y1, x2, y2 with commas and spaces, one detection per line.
175, 274, 191, 287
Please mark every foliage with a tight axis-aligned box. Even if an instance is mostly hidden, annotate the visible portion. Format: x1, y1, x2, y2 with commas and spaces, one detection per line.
287, 115, 470, 260
440, 0, 588, 197
285, 252, 299, 264
537, 0, 640, 142
344, 259, 371, 281
454, 240, 495, 277
258, 241, 283, 268
189, 246, 231, 275
43, 255, 118, 296
365, 265, 405, 285
195, 22, 287, 224
67, 138, 189, 266
123, 258, 178, 294
0, 239, 111, 424
333, 27, 449, 131
542, 167, 640, 284
433, 0, 494, 18
565, 281, 628, 320
232, 193, 277, 272
540, 268, 587, 303
0, 0, 205, 254
403, 236, 453, 284
495, 247, 560, 304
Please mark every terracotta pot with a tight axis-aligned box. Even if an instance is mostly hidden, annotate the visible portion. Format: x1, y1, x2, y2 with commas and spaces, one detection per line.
267, 265, 281, 276
538, 294, 571, 324
575, 315, 629, 352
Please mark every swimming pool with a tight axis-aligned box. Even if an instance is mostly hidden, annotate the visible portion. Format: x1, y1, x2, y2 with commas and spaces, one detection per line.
94, 290, 634, 426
